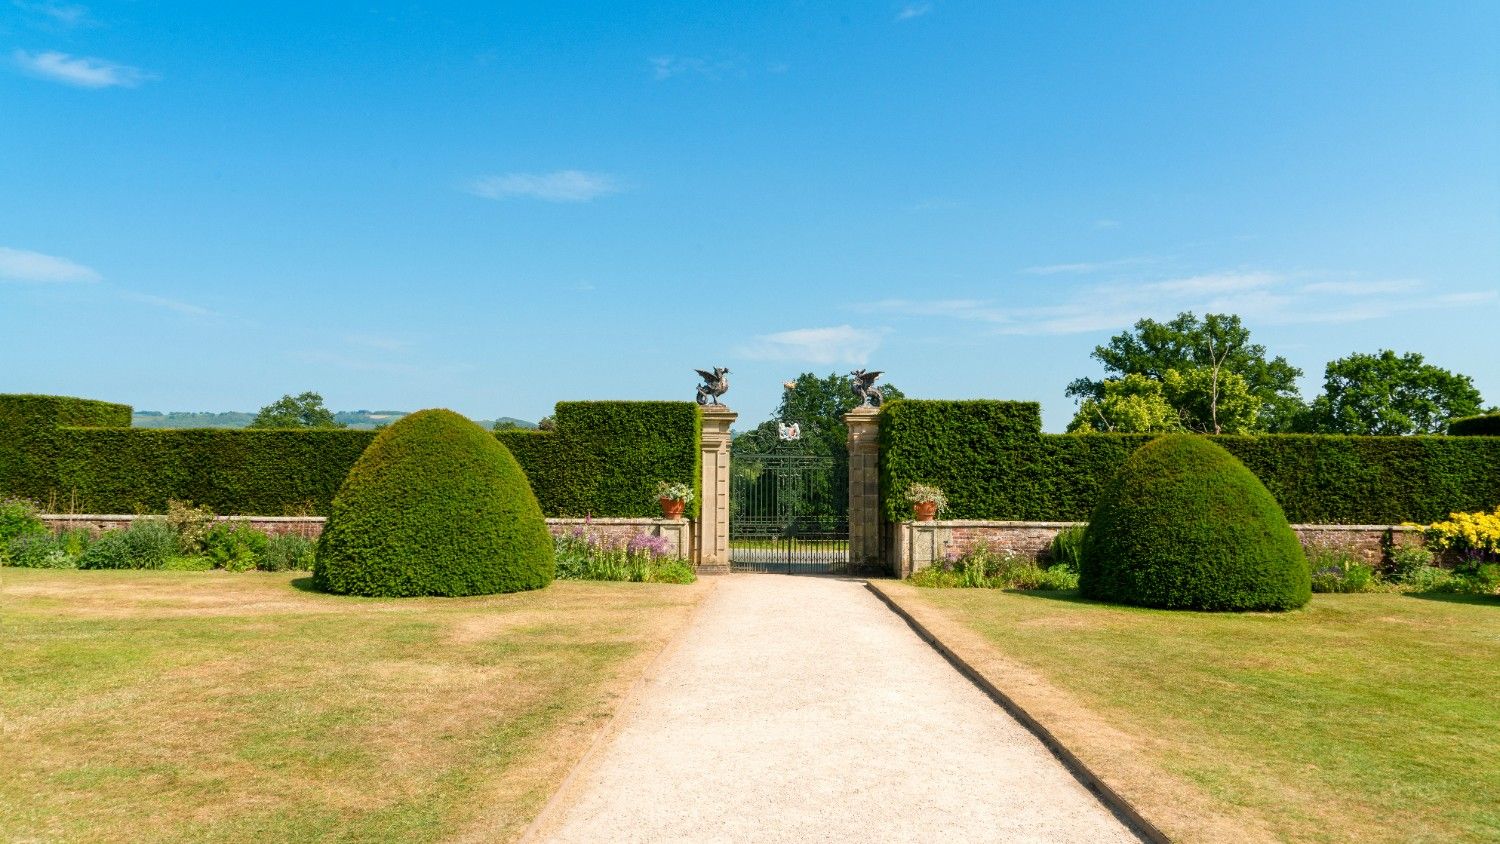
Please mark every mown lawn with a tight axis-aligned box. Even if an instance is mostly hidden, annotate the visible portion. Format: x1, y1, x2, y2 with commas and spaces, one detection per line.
0, 569, 710, 843
882, 583, 1500, 844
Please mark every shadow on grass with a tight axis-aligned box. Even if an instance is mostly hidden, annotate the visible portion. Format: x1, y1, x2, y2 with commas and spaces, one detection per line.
1004, 588, 1099, 605
1401, 591, 1499, 606
289, 576, 321, 594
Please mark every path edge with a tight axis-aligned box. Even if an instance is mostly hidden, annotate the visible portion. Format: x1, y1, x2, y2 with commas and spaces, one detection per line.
517, 576, 724, 844
865, 579, 1171, 844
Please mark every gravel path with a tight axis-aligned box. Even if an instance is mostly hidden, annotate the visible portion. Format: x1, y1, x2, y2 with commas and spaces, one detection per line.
537, 574, 1139, 843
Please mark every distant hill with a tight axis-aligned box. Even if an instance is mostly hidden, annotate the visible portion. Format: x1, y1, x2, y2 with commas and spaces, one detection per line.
131, 410, 535, 431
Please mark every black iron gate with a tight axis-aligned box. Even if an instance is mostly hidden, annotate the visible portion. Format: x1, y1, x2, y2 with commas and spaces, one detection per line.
729, 450, 851, 574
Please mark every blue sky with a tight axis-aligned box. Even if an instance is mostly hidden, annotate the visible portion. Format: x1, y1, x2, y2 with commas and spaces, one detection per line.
3, 1, 1497, 431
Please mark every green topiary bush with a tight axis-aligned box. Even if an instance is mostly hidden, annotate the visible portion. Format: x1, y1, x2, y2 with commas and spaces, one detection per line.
1448, 413, 1500, 437
314, 409, 554, 597
1080, 434, 1310, 611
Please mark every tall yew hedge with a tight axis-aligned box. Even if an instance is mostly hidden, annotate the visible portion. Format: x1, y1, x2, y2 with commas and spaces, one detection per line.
0, 395, 699, 517
881, 399, 1500, 524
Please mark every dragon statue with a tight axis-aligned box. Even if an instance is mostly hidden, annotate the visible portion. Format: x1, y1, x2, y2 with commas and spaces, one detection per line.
850, 368, 884, 407
695, 367, 730, 406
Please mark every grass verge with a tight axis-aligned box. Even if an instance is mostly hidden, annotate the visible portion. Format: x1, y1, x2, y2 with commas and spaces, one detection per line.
0, 568, 711, 843
874, 581, 1500, 843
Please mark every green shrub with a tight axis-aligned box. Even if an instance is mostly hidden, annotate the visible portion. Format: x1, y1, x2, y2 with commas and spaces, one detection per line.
314, 409, 554, 597
1047, 524, 1086, 571
551, 530, 695, 583
204, 522, 270, 572
1402, 566, 1453, 592
1448, 413, 1500, 437
879, 399, 1500, 524
165, 499, 216, 553
1388, 544, 1435, 582
1080, 434, 1311, 611
1308, 546, 1377, 593
163, 555, 214, 571
260, 532, 315, 572
6, 531, 84, 568
77, 531, 130, 569
907, 542, 1076, 591
0, 496, 46, 546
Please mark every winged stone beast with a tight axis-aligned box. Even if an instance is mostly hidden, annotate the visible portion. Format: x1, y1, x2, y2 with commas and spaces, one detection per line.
695, 368, 730, 406
850, 369, 884, 407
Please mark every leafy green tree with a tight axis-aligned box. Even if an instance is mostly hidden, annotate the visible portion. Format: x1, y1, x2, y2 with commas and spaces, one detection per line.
733, 371, 905, 457
1298, 350, 1483, 435
1067, 373, 1183, 433
1162, 367, 1261, 434
249, 392, 345, 429
1067, 312, 1303, 432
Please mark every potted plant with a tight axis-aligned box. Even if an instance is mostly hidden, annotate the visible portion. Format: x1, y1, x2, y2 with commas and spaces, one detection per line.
903, 483, 948, 522
655, 481, 694, 519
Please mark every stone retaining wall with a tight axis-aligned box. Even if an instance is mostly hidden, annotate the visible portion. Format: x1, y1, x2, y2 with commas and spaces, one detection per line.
40, 514, 693, 559
893, 519, 1427, 579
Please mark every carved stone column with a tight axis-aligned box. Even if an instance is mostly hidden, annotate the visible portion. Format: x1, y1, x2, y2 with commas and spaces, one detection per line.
845, 406, 882, 571
696, 405, 736, 574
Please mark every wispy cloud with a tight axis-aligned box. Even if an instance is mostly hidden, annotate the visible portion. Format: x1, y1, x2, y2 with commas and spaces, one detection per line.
0, 246, 100, 282
895, 3, 932, 21
1021, 256, 1157, 275
466, 170, 624, 203
121, 291, 216, 317
859, 270, 1485, 336
344, 333, 412, 352
649, 54, 741, 81
14, 1, 94, 28
13, 49, 154, 88
736, 325, 884, 365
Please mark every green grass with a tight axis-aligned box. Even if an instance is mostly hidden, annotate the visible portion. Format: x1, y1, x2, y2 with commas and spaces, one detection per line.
0, 568, 708, 843
899, 586, 1500, 843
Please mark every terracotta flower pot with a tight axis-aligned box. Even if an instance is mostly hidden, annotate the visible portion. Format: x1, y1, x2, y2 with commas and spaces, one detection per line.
659, 497, 685, 519
913, 501, 938, 522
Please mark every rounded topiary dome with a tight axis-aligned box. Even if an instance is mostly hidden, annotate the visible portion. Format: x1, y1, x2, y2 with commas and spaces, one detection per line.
1080, 434, 1309, 611
313, 409, 554, 597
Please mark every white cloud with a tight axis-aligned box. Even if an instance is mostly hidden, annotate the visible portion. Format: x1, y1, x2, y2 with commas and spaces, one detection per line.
14, 1, 93, 27
13, 49, 154, 88
466, 170, 623, 203
1022, 256, 1157, 275
737, 325, 884, 365
0, 246, 100, 282
859, 270, 1484, 336
121, 292, 215, 317
344, 333, 412, 351
896, 3, 932, 21
649, 54, 741, 81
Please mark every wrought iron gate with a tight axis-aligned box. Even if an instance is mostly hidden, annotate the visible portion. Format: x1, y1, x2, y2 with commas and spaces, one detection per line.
729, 450, 851, 574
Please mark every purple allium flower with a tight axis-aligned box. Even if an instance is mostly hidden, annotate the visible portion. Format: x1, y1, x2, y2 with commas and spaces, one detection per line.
627, 532, 672, 559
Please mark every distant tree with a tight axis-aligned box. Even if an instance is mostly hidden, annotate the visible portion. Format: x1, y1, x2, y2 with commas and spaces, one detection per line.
733, 371, 905, 457
250, 392, 345, 429
537, 416, 557, 432
1068, 312, 1303, 433
492, 419, 524, 431
1298, 350, 1483, 435
1067, 373, 1184, 433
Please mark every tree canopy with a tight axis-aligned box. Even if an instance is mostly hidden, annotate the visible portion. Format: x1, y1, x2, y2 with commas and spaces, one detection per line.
1067, 312, 1302, 433
1067, 373, 1182, 433
733, 371, 904, 456
1298, 350, 1483, 435
249, 392, 345, 429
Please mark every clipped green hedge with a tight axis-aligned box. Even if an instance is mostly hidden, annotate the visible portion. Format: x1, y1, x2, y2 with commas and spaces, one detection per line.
0, 394, 700, 517
0, 395, 131, 504
881, 399, 1500, 524
1449, 413, 1500, 437
315, 409, 554, 597
1080, 435, 1310, 611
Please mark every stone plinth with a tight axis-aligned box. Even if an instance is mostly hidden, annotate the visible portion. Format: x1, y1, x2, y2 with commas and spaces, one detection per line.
844, 406, 883, 570
697, 405, 737, 574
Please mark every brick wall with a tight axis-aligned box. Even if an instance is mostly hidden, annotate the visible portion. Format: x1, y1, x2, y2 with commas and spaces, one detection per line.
40, 514, 693, 559
893, 519, 1427, 578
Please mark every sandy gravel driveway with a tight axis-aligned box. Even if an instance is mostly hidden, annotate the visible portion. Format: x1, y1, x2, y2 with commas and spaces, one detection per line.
536, 574, 1139, 843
